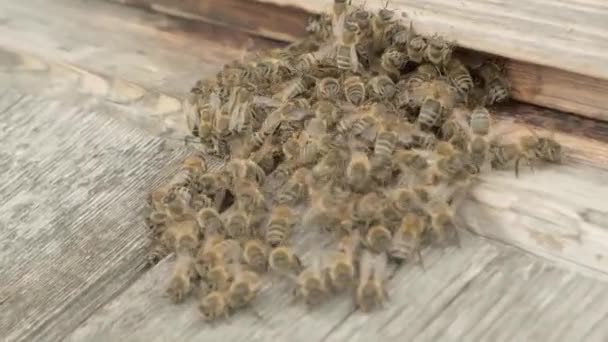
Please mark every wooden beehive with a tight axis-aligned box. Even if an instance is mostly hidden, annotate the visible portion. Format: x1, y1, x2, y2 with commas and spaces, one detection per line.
2, 1, 608, 341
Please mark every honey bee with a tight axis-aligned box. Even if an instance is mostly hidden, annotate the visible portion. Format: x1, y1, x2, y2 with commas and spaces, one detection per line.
469, 106, 491, 136
468, 135, 491, 174
165, 219, 200, 255
197, 172, 229, 196
413, 80, 455, 130
476, 61, 510, 105
334, 19, 361, 73
313, 100, 341, 128
277, 167, 310, 206
411, 130, 437, 149
224, 86, 253, 134
433, 141, 469, 181
195, 235, 241, 277
343, 75, 366, 106
367, 75, 396, 101
355, 250, 389, 312
197, 207, 225, 236
407, 23, 427, 63
381, 186, 421, 226
226, 158, 266, 186
388, 213, 425, 266
316, 77, 341, 100
225, 209, 252, 239
349, 191, 385, 227
405, 64, 439, 90
144, 209, 169, 235
364, 224, 392, 253
147, 240, 170, 266
199, 291, 231, 321
206, 263, 234, 292
243, 239, 269, 272
293, 257, 330, 307
265, 205, 296, 247
269, 245, 303, 275
371, 2, 395, 53
371, 120, 399, 184
226, 265, 261, 310
428, 201, 461, 247
233, 179, 266, 213
326, 232, 359, 292
445, 58, 473, 97
515, 128, 562, 177
346, 149, 371, 193
197, 91, 222, 147
380, 47, 407, 79
274, 76, 315, 102
190, 193, 213, 212
489, 140, 520, 171
425, 34, 453, 66
393, 148, 430, 175
166, 251, 197, 303
440, 116, 470, 151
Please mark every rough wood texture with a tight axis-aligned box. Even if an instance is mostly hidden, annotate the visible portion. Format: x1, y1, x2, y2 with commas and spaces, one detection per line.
0, 89, 190, 342
108, 0, 608, 121
67, 234, 608, 341
257, 0, 608, 79
0, 0, 278, 138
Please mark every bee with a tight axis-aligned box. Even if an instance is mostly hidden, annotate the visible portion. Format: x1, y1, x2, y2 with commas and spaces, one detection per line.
468, 135, 491, 174
243, 239, 269, 272
195, 235, 241, 277
199, 291, 231, 321
355, 250, 389, 312
190, 193, 213, 212
166, 251, 197, 303
144, 209, 169, 235
367, 75, 396, 101
274, 76, 315, 102
428, 202, 461, 247
326, 232, 359, 293
197, 172, 229, 196
197, 207, 225, 236
412, 130, 437, 149
343, 75, 366, 106
335, 20, 361, 73
265, 205, 296, 247
476, 61, 510, 105
515, 128, 562, 177
405, 64, 439, 90
371, 121, 399, 184
293, 257, 330, 307
223, 86, 253, 134
371, 1, 395, 53
316, 77, 341, 100
441, 116, 470, 151
165, 219, 200, 255
313, 100, 341, 128
226, 158, 266, 186
407, 23, 427, 63
147, 240, 170, 266
413, 80, 455, 130
197, 91, 222, 146
226, 265, 261, 310
364, 224, 392, 253
269, 245, 303, 275
425, 34, 453, 66
469, 106, 491, 136
225, 209, 252, 239
346, 149, 371, 193
233, 179, 266, 213
393, 149, 430, 175
433, 142, 469, 181
381, 186, 420, 226
388, 213, 425, 266
349, 191, 385, 227
206, 263, 234, 292
277, 167, 310, 206
294, 52, 319, 74
380, 47, 407, 79
445, 58, 473, 97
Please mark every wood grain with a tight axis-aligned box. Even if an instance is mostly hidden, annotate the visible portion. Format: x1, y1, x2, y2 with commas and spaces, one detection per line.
0, 89, 190, 342
106, 0, 608, 121
68, 234, 608, 341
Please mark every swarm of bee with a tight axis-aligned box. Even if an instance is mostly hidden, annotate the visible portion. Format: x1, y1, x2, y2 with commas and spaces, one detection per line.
144, 1, 563, 321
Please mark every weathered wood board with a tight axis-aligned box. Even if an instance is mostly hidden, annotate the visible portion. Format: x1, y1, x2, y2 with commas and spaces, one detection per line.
67, 234, 608, 341
0, 89, 190, 342
104, 0, 608, 121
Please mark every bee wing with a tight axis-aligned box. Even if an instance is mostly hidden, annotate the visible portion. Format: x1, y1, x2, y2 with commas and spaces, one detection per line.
372, 252, 389, 282
332, 12, 346, 41
359, 250, 374, 282
349, 45, 359, 73
252, 95, 281, 108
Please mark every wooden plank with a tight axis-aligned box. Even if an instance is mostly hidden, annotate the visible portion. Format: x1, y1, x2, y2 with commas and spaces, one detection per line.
105, 0, 608, 122
256, 0, 608, 80
0, 0, 276, 97
65, 235, 499, 340
0, 89, 190, 342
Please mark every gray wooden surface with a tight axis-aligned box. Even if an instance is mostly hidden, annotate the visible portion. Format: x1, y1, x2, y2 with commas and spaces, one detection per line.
1, 0, 608, 341
67, 233, 608, 342
0, 89, 189, 342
